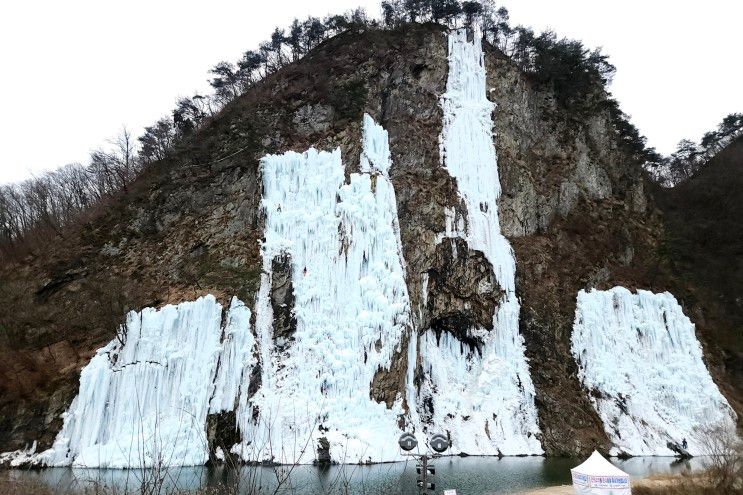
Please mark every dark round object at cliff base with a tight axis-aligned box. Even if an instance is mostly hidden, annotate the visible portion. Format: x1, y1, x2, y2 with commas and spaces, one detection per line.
399, 432, 418, 451
430, 434, 450, 453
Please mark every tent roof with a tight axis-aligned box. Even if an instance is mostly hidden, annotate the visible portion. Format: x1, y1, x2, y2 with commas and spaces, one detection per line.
571, 451, 629, 477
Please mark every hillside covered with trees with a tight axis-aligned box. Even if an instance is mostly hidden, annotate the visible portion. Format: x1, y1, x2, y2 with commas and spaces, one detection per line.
646, 112, 743, 187
0, 0, 655, 259
0, 0, 740, 467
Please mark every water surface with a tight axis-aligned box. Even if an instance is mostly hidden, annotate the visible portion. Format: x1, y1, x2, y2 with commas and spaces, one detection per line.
4, 456, 700, 494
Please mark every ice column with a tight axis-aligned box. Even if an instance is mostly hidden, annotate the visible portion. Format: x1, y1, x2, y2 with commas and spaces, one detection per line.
238, 115, 414, 464
418, 28, 542, 455
41, 295, 252, 468
210, 298, 255, 413
571, 287, 737, 455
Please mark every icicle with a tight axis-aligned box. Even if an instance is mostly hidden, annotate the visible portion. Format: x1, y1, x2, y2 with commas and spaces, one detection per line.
209, 298, 254, 413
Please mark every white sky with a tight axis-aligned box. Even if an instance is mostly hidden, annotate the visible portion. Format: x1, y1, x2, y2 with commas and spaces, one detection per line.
0, 0, 740, 185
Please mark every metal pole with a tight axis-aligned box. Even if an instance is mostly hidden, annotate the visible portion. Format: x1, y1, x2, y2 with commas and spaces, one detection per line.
421, 454, 427, 494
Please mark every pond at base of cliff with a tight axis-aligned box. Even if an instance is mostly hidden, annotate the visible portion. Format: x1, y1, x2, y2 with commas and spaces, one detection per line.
2, 456, 701, 494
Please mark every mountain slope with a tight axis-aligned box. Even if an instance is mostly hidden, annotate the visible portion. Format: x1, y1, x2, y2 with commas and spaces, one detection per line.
0, 24, 738, 461
653, 134, 743, 417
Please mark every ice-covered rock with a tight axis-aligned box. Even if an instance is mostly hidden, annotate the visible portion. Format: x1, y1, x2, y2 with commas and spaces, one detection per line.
0, 441, 39, 467
571, 287, 737, 455
234, 115, 416, 464
25, 116, 416, 468
39, 295, 252, 468
416, 28, 542, 455
210, 298, 255, 414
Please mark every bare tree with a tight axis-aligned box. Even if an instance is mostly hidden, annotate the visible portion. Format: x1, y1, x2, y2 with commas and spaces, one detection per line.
695, 424, 743, 493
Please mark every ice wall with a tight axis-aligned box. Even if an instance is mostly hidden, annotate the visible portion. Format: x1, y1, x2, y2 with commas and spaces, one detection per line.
210, 298, 255, 414
417, 28, 542, 455
22, 116, 416, 468
236, 115, 415, 464
571, 287, 737, 455
40, 296, 253, 468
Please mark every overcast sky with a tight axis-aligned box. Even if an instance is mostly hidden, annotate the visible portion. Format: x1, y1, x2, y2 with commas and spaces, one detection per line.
0, 0, 740, 185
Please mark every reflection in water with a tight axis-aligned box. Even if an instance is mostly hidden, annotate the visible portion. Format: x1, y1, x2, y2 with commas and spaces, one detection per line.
615, 456, 698, 478
5, 456, 703, 495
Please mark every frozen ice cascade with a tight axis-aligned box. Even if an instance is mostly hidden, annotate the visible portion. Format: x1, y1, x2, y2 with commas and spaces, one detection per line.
41, 295, 253, 468
416, 28, 543, 455
238, 114, 415, 464
22, 115, 416, 468
571, 287, 737, 456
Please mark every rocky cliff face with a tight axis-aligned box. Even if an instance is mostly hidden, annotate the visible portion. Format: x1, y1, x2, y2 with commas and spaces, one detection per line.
484, 42, 660, 455
0, 23, 739, 462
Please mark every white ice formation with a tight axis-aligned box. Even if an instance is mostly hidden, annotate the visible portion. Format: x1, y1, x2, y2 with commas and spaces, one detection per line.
40, 295, 253, 468
14, 27, 736, 470
571, 287, 737, 455
0, 441, 38, 468
28, 115, 417, 468
238, 114, 414, 464
416, 28, 542, 455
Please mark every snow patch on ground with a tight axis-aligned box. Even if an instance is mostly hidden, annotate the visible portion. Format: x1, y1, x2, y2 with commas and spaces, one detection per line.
571, 287, 737, 455
417, 28, 542, 455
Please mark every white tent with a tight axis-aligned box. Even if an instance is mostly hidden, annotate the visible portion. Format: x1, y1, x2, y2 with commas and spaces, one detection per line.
571, 451, 631, 495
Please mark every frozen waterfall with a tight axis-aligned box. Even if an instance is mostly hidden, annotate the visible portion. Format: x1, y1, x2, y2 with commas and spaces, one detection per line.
25, 116, 416, 468
234, 114, 416, 464
41, 295, 252, 468
571, 287, 737, 455
12, 27, 740, 470
417, 28, 542, 455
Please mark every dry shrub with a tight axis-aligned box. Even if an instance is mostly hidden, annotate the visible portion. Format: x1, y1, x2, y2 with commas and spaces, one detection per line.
632, 478, 735, 495
696, 424, 743, 493
633, 425, 742, 495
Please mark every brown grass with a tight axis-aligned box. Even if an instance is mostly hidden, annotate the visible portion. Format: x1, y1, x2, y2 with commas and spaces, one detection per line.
0, 477, 246, 495
632, 472, 743, 495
